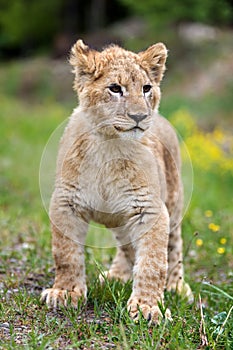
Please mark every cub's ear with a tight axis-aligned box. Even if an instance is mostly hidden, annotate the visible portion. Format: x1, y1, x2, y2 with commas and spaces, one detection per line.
139, 43, 168, 84
70, 39, 100, 86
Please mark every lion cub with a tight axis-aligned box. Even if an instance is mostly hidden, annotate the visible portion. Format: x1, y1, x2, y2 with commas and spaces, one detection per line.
41, 40, 192, 323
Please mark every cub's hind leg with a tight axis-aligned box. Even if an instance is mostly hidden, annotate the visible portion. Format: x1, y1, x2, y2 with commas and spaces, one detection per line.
41, 193, 88, 308
99, 244, 134, 283
166, 225, 193, 302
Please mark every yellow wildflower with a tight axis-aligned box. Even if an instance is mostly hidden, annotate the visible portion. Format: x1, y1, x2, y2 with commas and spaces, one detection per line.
220, 238, 227, 245
196, 239, 203, 247
175, 111, 233, 176
217, 247, 225, 254
170, 109, 197, 137
205, 210, 213, 218
208, 223, 220, 232
213, 128, 224, 142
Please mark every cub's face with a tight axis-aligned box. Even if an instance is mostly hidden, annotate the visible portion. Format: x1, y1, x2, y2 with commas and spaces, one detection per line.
70, 40, 167, 139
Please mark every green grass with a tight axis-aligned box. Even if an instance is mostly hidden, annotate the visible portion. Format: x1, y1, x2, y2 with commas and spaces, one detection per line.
0, 53, 233, 349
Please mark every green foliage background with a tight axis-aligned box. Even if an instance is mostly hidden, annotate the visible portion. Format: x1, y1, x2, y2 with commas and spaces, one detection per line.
119, 0, 232, 26
0, 0, 232, 55
0, 0, 62, 48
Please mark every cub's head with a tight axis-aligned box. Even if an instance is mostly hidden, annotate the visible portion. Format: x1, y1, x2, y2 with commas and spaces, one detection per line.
70, 40, 167, 139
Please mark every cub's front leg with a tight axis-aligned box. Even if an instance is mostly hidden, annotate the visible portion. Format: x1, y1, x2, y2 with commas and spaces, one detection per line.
127, 205, 171, 324
41, 193, 87, 308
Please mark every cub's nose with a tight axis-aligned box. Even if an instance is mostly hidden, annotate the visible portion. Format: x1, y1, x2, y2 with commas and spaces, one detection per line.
127, 113, 148, 124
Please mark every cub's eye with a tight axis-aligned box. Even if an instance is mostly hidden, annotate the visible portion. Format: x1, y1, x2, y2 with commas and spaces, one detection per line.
108, 84, 123, 95
143, 85, 152, 94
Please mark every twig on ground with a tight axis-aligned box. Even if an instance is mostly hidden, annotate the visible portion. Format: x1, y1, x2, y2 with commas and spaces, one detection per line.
198, 293, 208, 348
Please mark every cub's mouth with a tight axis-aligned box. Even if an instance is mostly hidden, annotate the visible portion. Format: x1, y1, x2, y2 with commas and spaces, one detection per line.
114, 126, 145, 132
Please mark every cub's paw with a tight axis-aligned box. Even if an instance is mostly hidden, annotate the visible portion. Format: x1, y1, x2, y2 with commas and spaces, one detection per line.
167, 280, 194, 303
40, 287, 87, 309
127, 297, 172, 325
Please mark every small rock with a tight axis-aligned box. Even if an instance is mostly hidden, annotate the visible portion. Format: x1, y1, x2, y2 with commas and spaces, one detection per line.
179, 22, 217, 43
1, 322, 10, 328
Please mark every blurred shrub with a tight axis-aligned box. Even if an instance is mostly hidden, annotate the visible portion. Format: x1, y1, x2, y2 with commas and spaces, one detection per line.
0, 0, 63, 53
119, 0, 232, 27
0, 0, 130, 57
170, 110, 233, 175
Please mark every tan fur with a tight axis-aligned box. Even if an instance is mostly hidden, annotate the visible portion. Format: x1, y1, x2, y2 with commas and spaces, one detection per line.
41, 40, 193, 323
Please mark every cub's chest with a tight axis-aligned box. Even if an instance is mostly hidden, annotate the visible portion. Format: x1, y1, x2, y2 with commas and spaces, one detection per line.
70, 138, 160, 214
